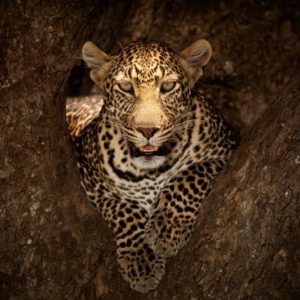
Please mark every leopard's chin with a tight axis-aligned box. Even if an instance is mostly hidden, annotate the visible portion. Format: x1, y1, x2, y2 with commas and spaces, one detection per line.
131, 155, 167, 170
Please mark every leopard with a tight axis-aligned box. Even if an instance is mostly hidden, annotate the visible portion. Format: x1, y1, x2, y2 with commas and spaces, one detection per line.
66, 39, 238, 293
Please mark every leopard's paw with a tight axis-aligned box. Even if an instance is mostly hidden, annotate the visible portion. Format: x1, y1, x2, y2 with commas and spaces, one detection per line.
117, 246, 166, 293
152, 238, 179, 258
145, 217, 191, 258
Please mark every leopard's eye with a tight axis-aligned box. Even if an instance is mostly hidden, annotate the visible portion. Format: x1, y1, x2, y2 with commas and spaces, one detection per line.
118, 82, 134, 94
161, 81, 176, 93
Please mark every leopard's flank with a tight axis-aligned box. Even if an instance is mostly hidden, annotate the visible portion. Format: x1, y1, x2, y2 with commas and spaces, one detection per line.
66, 39, 237, 293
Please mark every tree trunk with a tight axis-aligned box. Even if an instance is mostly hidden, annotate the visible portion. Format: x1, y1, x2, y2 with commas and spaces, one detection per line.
1, 1, 300, 299
0, 1, 116, 299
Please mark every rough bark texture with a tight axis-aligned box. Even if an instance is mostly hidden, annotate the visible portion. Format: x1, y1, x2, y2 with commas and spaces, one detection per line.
0, 1, 115, 299
1, 0, 300, 299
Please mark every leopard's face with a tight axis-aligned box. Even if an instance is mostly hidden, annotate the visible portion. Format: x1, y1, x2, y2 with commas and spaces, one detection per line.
82, 40, 212, 169
104, 42, 191, 169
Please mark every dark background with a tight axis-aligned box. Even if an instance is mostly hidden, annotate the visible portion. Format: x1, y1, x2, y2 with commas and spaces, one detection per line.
1, 0, 300, 299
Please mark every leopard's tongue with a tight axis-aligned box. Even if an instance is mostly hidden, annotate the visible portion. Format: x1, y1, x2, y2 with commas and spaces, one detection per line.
139, 145, 159, 152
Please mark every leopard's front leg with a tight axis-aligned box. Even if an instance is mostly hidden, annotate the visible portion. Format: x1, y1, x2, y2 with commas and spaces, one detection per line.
145, 160, 223, 258
99, 198, 166, 294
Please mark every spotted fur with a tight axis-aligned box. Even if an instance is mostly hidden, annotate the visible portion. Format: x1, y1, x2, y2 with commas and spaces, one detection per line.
66, 95, 103, 138
66, 40, 237, 293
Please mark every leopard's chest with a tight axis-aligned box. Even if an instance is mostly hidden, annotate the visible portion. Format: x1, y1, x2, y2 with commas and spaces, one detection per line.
78, 96, 229, 214
105, 176, 166, 213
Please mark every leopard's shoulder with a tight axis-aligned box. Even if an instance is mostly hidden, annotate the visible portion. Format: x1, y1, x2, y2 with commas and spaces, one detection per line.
66, 94, 104, 139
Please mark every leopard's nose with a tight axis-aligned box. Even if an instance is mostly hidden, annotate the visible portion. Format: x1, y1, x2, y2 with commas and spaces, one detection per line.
137, 127, 159, 139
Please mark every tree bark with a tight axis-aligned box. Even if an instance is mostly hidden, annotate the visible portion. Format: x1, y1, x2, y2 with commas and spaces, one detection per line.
1, 1, 300, 299
0, 1, 116, 299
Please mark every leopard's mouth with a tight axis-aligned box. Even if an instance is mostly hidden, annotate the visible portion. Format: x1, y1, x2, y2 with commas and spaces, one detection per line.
128, 142, 172, 158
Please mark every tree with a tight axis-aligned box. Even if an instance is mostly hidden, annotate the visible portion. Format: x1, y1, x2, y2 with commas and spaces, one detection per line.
0, 1, 113, 299
1, 0, 299, 299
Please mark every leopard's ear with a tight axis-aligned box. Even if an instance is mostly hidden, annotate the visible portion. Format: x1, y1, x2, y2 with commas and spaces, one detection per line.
82, 41, 111, 88
179, 39, 212, 87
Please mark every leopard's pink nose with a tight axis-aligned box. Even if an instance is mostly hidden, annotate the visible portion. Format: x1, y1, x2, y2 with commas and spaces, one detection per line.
137, 127, 159, 139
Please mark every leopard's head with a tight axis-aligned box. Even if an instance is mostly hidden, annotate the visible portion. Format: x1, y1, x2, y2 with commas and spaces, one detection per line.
82, 40, 212, 169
